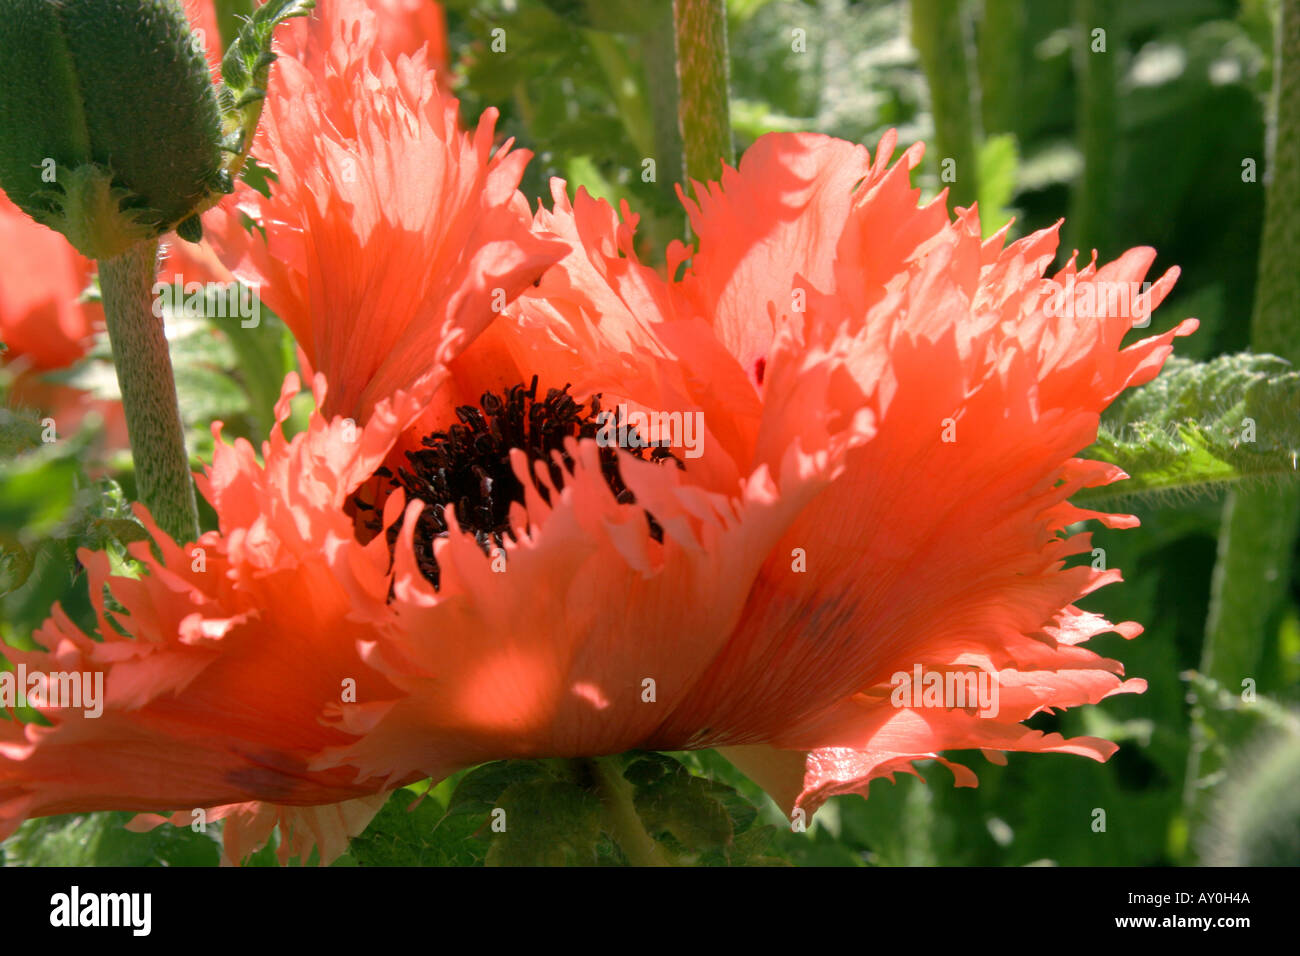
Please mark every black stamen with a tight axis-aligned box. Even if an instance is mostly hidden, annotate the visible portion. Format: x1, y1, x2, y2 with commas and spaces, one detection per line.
367, 378, 683, 589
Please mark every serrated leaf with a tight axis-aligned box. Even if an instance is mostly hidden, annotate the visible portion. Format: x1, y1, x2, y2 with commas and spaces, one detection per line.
622, 751, 783, 865
345, 789, 452, 867
443, 760, 547, 817
1075, 353, 1300, 506
486, 779, 604, 866
373, 754, 787, 867
628, 756, 734, 854
401, 760, 550, 866
0, 408, 46, 460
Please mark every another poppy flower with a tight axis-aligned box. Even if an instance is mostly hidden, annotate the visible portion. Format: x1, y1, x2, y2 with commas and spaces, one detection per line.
0, 192, 100, 373
206, 0, 543, 422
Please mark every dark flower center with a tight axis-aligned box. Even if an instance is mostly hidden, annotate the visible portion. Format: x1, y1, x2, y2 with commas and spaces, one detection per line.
357, 376, 682, 589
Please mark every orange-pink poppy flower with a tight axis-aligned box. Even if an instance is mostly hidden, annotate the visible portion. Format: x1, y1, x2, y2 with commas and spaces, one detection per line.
312, 134, 1194, 815
0, 1, 1196, 865
0, 0, 548, 866
370, 0, 449, 72
206, 0, 553, 422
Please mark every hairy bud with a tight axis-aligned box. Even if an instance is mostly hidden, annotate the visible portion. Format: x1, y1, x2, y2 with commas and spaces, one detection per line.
0, 0, 229, 259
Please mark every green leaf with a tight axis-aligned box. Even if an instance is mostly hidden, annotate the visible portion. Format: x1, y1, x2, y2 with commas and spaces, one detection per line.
2, 812, 219, 867
353, 763, 600, 867
0, 419, 145, 599
443, 760, 547, 818
0, 406, 145, 634
344, 789, 455, 867
351, 754, 784, 866
976, 132, 1019, 238
1075, 353, 1300, 507
486, 779, 604, 866
625, 752, 734, 854
0, 434, 80, 537
418, 761, 547, 866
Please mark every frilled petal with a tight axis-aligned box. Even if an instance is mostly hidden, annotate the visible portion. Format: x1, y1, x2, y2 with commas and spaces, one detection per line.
371, 0, 448, 71
0, 376, 435, 864
664, 133, 1194, 809
676, 133, 876, 386
317, 429, 865, 781
128, 792, 389, 866
204, 0, 563, 422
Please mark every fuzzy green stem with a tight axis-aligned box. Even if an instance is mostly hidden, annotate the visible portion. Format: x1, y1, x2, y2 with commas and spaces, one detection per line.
1252, 0, 1300, 364
912, 0, 980, 211
1184, 0, 1300, 846
1068, 0, 1118, 258
100, 241, 199, 545
977, 0, 1024, 138
586, 757, 674, 867
674, 0, 734, 186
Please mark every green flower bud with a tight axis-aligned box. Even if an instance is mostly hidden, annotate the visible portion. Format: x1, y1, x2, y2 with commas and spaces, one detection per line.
0, 0, 226, 259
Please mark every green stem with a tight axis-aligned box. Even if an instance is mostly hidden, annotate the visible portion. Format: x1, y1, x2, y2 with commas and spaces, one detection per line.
911, 0, 980, 211
977, 0, 1024, 138
100, 241, 200, 545
644, 0, 686, 237
1184, 0, 1300, 848
586, 757, 674, 866
1068, 0, 1118, 257
1252, 0, 1300, 363
673, 0, 734, 186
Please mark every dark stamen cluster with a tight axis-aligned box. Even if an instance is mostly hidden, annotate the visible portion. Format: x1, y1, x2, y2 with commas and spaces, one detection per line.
358, 376, 682, 589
